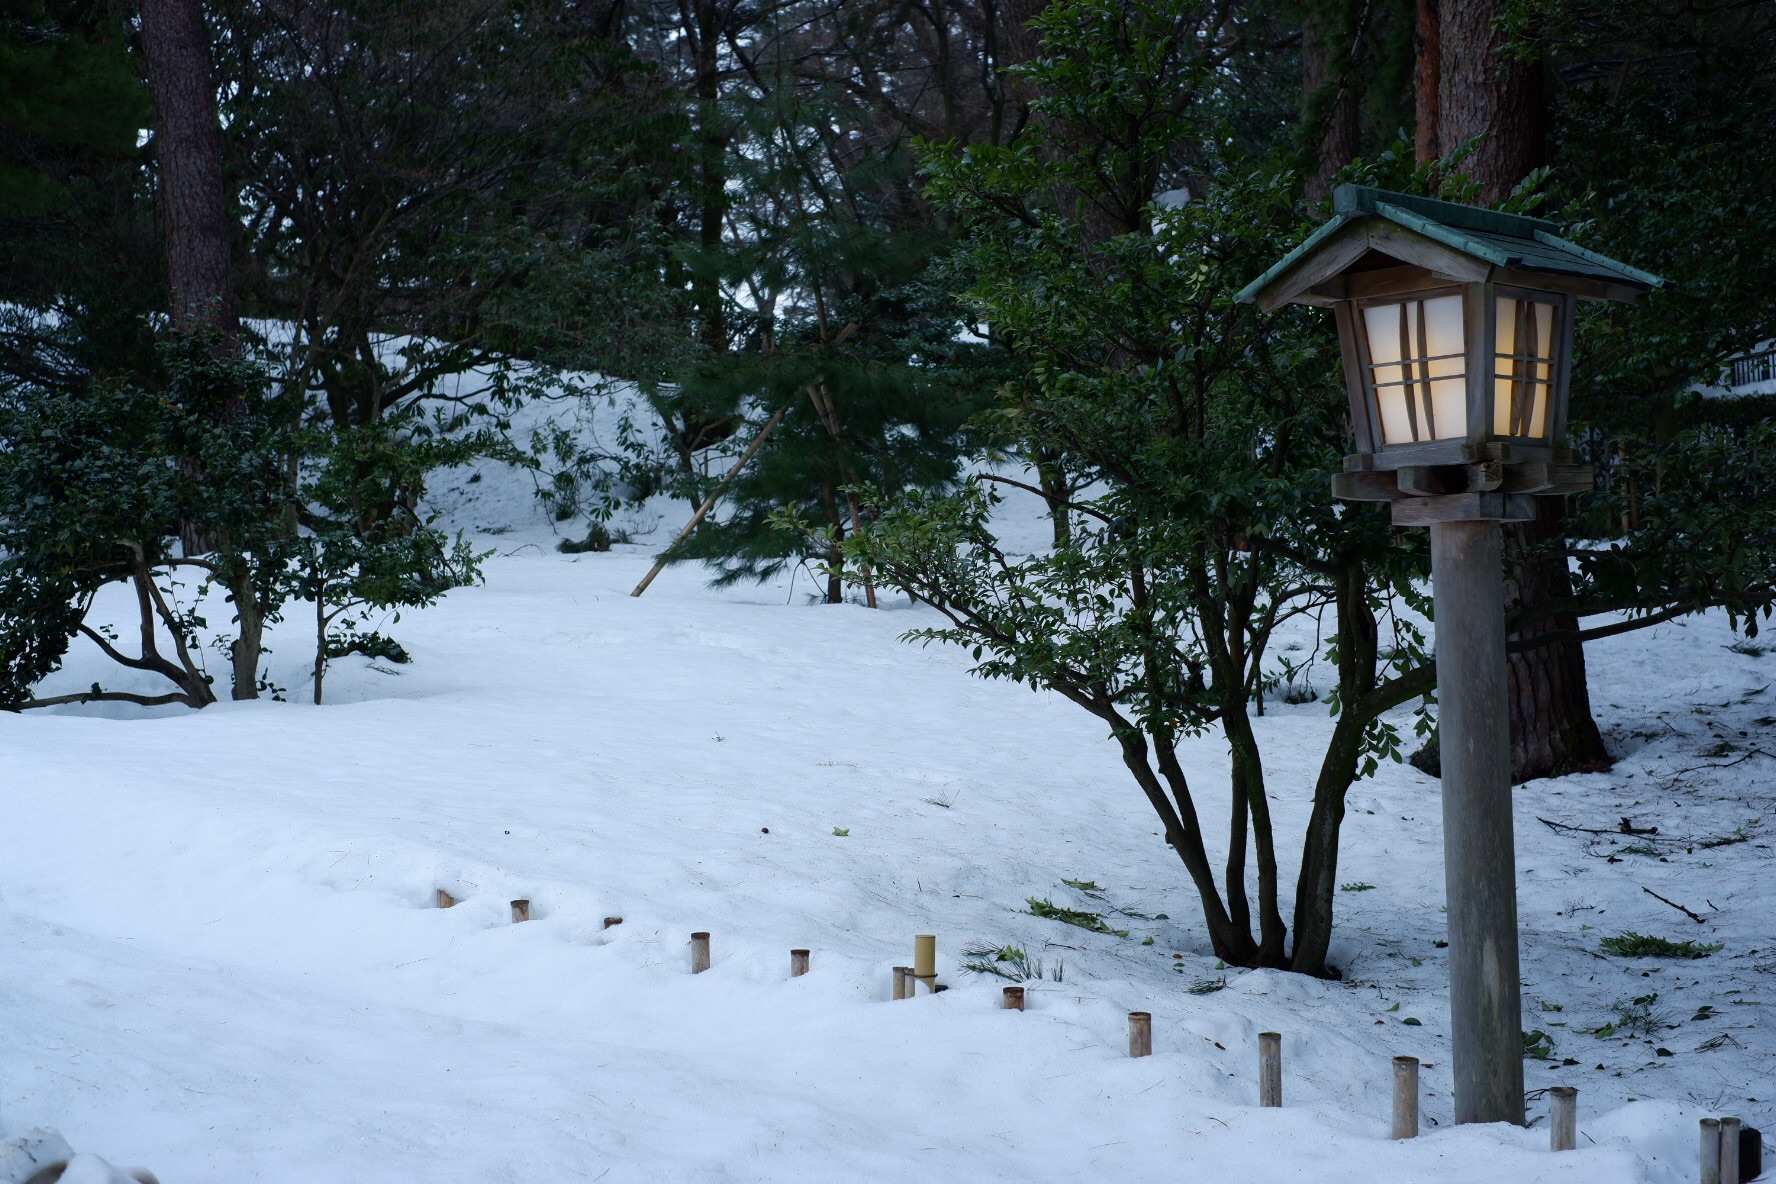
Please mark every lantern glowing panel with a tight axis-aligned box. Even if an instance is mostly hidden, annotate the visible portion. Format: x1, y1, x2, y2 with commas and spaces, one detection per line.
1492, 296, 1557, 439
1360, 294, 1467, 445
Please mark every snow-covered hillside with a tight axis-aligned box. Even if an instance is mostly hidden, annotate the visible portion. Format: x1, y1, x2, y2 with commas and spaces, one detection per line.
0, 433, 1769, 1182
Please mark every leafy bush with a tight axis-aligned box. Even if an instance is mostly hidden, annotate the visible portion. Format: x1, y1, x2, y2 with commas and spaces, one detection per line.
1025, 897, 1128, 937
1599, 932, 1723, 959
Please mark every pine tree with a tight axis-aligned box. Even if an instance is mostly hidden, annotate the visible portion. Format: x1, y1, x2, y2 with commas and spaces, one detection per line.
643, 1, 998, 601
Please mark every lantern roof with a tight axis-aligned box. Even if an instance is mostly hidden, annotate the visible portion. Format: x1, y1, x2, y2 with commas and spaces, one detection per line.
1236, 184, 1668, 312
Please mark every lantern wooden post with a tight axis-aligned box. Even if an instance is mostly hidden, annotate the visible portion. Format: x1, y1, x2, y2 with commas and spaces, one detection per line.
1430, 520, 1524, 1126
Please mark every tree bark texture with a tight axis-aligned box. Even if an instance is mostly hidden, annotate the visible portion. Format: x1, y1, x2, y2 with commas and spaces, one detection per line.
1413, 0, 1440, 163
139, 0, 237, 342
1435, 0, 1542, 203
1503, 499, 1609, 779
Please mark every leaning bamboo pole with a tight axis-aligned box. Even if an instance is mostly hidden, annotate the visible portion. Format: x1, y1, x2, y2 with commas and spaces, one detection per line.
631, 405, 791, 598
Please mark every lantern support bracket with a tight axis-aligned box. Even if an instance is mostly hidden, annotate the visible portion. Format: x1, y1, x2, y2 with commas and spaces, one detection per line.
1392, 491, 1538, 525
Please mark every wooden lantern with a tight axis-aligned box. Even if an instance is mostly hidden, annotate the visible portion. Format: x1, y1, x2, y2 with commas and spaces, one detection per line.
1238, 184, 1665, 524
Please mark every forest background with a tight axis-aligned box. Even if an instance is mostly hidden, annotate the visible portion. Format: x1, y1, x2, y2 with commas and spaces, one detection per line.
2, 0, 1774, 973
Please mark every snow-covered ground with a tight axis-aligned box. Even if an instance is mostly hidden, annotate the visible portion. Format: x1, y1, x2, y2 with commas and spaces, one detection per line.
1, 428, 1770, 1182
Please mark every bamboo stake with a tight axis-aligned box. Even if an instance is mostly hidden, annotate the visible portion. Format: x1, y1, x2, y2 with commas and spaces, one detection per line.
631, 405, 790, 598
1703, 1118, 1722, 1184
690, 932, 711, 974
1392, 1057, 1420, 1139
435, 889, 455, 909
1002, 986, 1024, 1011
1549, 1086, 1576, 1152
509, 898, 529, 923
603, 916, 623, 929
892, 966, 910, 1000
1128, 1012, 1152, 1058
912, 935, 936, 994
1722, 1117, 1741, 1184
1258, 1032, 1282, 1107
790, 949, 810, 977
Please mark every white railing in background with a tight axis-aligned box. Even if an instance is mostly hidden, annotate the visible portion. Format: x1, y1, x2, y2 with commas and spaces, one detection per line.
1730, 347, 1776, 389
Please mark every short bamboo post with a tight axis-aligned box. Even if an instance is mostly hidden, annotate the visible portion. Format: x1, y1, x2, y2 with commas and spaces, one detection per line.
603, 916, 623, 929
1392, 1056, 1420, 1139
1002, 986, 1024, 1011
892, 966, 910, 1000
690, 932, 711, 974
510, 898, 530, 923
1258, 1032, 1282, 1108
913, 935, 936, 994
1128, 1012, 1152, 1058
1549, 1086, 1577, 1152
1702, 1118, 1722, 1184
435, 889, 455, 909
790, 949, 810, 977
1722, 1117, 1741, 1184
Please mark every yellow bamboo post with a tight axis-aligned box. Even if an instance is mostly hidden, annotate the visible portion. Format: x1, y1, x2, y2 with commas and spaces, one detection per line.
912, 935, 936, 994
509, 898, 530, 923
435, 889, 455, 909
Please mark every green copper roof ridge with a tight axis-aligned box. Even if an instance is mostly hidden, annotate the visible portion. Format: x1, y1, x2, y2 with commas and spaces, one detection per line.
1371, 200, 1516, 266
1334, 184, 1561, 238
1232, 211, 1354, 305
1531, 229, 1668, 290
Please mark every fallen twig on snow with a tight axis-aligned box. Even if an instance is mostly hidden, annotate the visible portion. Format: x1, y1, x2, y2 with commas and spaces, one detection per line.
1641, 886, 1708, 924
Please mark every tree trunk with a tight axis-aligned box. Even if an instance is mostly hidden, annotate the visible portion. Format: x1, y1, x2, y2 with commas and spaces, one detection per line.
139, 0, 237, 343
1035, 449, 1071, 548
231, 570, 264, 702
1288, 561, 1377, 977
1301, 0, 1363, 200
1435, 1, 1602, 782
1436, 0, 1543, 203
690, 0, 729, 356
314, 591, 329, 705
141, 0, 266, 700
1413, 0, 1440, 164
1114, 731, 1256, 966
1502, 500, 1610, 779
1217, 714, 1287, 965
